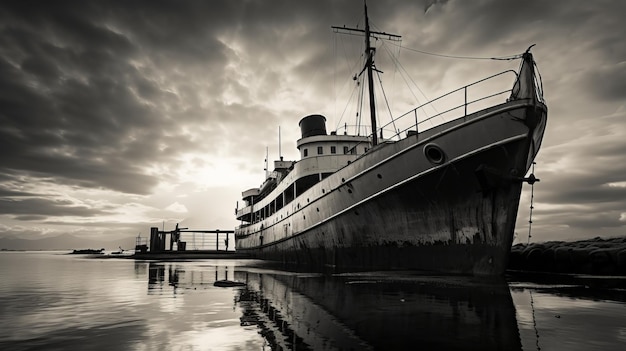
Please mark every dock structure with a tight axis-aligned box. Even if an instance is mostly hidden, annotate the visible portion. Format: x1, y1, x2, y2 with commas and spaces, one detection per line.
133, 225, 246, 259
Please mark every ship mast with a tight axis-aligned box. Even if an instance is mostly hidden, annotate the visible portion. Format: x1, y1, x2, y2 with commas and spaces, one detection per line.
364, 2, 377, 145
332, 1, 401, 146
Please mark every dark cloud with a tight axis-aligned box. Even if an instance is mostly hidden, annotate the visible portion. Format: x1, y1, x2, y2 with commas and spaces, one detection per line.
542, 177, 626, 206
0, 197, 106, 217
14, 215, 48, 221
0, 188, 38, 197
0, 0, 254, 194
583, 62, 626, 102
0, 0, 624, 242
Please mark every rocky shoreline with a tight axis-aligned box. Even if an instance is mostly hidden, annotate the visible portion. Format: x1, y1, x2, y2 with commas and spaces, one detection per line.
508, 236, 626, 275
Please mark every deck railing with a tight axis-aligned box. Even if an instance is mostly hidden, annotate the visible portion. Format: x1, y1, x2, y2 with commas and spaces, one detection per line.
379, 69, 519, 141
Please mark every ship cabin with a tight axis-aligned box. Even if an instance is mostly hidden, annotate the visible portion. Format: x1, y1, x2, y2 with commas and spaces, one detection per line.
236, 114, 371, 226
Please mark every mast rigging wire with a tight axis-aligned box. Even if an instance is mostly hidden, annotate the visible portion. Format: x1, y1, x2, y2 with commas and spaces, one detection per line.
332, 19, 530, 136
379, 41, 439, 118
333, 33, 367, 133
386, 41, 525, 61
356, 69, 365, 135
374, 69, 398, 136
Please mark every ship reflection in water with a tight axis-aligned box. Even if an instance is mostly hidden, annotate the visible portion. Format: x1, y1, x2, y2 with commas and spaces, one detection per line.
147, 262, 521, 350
235, 270, 521, 350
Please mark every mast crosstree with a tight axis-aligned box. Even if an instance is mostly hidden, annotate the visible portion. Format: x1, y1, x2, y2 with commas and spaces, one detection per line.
332, 1, 401, 146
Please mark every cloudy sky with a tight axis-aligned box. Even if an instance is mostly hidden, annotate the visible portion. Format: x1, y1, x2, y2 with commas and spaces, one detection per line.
1, 0, 624, 244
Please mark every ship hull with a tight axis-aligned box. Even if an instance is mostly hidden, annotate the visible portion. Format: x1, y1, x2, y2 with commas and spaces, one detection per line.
236, 101, 547, 275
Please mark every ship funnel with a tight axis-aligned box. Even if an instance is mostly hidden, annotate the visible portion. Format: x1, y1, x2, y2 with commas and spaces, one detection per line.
299, 114, 327, 138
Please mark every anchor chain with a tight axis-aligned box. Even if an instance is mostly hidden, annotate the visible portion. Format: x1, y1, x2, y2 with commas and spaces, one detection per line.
527, 162, 538, 244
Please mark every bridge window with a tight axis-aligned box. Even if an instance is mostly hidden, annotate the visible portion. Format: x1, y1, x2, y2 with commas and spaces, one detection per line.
303, 148, 308, 157
343, 146, 349, 154
317, 146, 323, 155
331, 146, 336, 154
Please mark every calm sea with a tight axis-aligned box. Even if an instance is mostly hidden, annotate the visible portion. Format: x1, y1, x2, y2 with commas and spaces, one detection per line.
1, 251, 625, 350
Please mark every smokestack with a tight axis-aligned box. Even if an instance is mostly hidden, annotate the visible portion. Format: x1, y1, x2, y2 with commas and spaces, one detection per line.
298, 114, 327, 138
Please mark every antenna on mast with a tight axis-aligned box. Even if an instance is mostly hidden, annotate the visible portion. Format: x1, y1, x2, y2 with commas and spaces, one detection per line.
279, 126, 283, 161
264, 146, 269, 178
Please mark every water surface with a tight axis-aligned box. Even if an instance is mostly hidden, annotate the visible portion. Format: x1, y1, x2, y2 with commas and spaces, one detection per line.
1, 251, 624, 350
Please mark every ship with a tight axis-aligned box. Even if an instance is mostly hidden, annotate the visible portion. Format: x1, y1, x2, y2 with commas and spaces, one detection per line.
234, 3, 547, 275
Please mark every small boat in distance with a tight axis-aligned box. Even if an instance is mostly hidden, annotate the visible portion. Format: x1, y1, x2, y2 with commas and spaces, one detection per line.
110, 246, 125, 255
70, 248, 105, 255
234, 3, 547, 275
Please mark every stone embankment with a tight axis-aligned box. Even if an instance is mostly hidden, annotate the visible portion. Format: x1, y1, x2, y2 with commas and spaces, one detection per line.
509, 236, 626, 275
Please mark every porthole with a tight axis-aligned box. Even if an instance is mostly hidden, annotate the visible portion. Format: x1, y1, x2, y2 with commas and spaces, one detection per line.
342, 178, 345, 182
424, 143, 446, 165
348, 189, 353, 194
377, 173, 382, 179
316, 208, 319, 212
322, 189, 325, 194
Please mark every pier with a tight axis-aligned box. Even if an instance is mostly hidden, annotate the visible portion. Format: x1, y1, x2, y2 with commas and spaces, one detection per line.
133, 225, 249, 259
